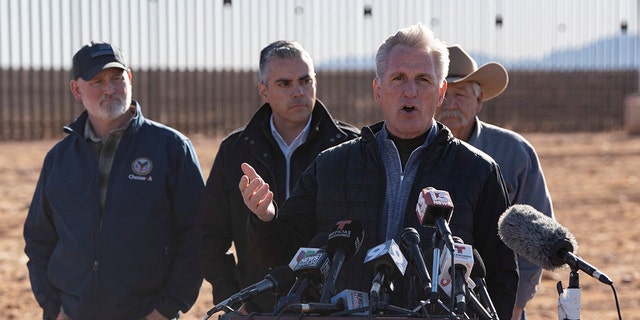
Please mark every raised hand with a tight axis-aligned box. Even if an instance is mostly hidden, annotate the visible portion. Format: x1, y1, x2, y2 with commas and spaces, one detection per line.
239, 163, 276, 221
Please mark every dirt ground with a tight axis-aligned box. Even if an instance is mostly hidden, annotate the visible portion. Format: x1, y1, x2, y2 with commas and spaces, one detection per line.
1, 132, 639, 320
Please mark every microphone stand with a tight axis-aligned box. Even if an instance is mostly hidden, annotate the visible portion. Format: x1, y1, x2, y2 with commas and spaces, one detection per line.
369, 275, 417, 316
430, 233, 443, 305
412, 232, 457, 319
557, 266, 581, 320
472, 277, 499, 320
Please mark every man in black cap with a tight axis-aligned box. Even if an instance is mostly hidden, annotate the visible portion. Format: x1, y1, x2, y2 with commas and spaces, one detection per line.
24, 41, 205, 320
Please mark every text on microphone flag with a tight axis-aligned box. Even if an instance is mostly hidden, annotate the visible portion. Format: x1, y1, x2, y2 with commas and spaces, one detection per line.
288, 247, 320, 270
363, 239, 408, 275
426, 188, 455, 207
416, 187, 455, 225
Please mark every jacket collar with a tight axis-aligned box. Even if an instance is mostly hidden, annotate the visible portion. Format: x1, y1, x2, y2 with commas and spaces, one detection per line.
239, 99, 343, 144
362, 121, 455, 146
64, 100, 144, 137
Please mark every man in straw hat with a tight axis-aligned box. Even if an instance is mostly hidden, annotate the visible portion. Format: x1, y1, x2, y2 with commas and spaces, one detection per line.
436, 45, 555, 320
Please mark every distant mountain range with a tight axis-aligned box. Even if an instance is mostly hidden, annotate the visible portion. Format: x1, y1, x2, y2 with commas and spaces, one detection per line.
317, 33, 639, 71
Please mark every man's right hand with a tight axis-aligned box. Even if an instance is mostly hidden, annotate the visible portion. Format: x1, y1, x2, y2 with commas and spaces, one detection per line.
239, 163, 276, 221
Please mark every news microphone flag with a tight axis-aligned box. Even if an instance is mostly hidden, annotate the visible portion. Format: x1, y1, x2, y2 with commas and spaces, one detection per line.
415, 187, 456, 252
438, 241, 475, 296
289, 247, 320, 270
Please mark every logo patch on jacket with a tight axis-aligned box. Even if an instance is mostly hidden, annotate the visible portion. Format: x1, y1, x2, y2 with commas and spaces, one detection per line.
130, 157, 153, 181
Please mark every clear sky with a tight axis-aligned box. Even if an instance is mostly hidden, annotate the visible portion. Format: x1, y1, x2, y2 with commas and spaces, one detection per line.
0, 0, 638, 70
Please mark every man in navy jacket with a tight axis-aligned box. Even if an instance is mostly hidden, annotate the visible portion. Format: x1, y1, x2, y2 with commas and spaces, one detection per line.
24, 41, 204, 320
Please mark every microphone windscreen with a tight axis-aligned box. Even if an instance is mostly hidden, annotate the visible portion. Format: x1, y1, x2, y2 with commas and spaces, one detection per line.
400, 227, 420, 247
470, 249, 486, 278
327, 219, 364, 258
268, 265, 297, 294
498, 204, 578, 270
308, 232, 330, 248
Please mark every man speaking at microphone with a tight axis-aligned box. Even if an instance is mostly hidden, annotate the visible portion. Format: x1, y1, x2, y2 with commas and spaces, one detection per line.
240, 24, 518, 320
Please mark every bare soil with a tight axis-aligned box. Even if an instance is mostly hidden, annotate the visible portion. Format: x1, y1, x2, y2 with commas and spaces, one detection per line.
1, 132, 639, 319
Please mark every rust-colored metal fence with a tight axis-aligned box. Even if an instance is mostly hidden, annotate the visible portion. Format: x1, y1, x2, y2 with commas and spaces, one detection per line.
0, 68, 637, 140
1, 0, 638, 140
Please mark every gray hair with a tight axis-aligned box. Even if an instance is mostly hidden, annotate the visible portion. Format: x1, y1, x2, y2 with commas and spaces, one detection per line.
471, 82, 482, 98
375, 23, 449, 86
259, 40, 314, 84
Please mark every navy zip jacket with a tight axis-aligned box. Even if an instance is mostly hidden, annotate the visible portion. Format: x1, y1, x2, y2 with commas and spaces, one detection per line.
24, 102, 205, 320
248, 122, 518, 320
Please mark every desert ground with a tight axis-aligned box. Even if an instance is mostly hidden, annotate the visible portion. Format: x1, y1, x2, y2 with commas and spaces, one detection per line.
1, 132, 639, 319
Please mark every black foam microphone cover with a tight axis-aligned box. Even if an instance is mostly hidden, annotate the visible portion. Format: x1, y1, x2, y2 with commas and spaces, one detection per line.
268, 265, 298, 294
470, 248, 486, 279
308, 232, 330, 248
320, 219, 365, 302
326, 220, 364, 258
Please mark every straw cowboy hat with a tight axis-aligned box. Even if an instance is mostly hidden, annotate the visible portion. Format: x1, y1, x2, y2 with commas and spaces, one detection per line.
446, 45, 509, 101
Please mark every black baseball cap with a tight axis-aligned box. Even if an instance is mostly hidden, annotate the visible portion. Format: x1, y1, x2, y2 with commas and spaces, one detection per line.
72, 41, 128, 80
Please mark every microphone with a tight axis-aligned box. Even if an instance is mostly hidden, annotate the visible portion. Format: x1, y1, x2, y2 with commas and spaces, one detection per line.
284, 302, 343, 314
415, 187, 456, 252
498, 204, 613, 285
469, 248, 499, 320
438, 236, 474, 316
363, 239, 408, 305
284, 289, 370, 315
400, 227, 433, 295
288, 247, 321, 271
205, 265, 296, 316
330, 289, 369, 314
470, 248, 486, 279
319, 219, 365, 303
287, 232, 329, 270
290, 249, 331, 294
308, 231, 331, 247
273, 248, 332, 314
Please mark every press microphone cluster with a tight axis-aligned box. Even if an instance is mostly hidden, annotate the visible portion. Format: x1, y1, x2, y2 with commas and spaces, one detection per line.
206, 188, 507, 319
498, 204, 613, 285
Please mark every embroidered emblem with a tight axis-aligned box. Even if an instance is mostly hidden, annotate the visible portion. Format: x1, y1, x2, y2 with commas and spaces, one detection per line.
131, 157, 153, 176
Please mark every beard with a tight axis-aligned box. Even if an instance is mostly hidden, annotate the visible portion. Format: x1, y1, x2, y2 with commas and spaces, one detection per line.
96, 95, 131, 121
